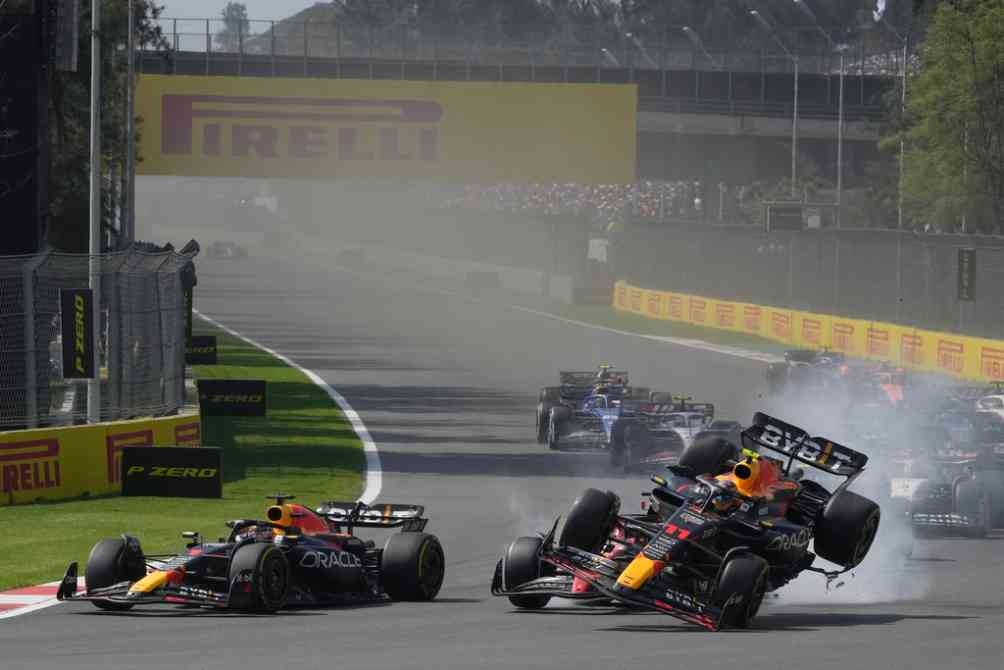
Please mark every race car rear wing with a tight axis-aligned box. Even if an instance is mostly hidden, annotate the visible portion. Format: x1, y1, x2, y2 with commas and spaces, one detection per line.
623, 400, 714, 418
315, 501, 428, 532
559, 370, 629, 386
742, 412, 868, 478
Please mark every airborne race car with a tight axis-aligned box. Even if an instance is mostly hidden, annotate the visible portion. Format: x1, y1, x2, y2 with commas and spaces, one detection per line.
492, 413, 881, 630
57, 496, 445, 612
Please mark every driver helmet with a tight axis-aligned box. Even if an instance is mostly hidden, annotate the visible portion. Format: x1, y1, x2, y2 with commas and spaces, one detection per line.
711, 480, 740, 513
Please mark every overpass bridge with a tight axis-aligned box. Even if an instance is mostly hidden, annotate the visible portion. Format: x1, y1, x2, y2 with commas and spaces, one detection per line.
141, 21, 896, 184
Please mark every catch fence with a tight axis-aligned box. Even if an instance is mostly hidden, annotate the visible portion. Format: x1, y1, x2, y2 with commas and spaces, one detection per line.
0, 245, 197, 430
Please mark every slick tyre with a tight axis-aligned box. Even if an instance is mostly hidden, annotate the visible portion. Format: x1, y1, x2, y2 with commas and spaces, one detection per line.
559, 488, 619, 552
648, 392, 674, 404
678, 435, 738, 476
85, 537, 146, 611
381, 532, 445, 602
503, 536, 551, 609
814, 491, 881, 568
714, 553, 769, 629
613, 423, 651, 474
536, 402, 552, 444
954, 478, 991, 539
547, 406, 570, 451
228, 542, 289, 612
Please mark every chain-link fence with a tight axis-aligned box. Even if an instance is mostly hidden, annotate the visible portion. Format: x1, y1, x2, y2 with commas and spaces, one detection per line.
0, 245, 198, 430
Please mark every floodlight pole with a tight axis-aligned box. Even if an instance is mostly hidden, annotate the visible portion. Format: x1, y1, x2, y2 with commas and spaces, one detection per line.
88, 0, 102, 423
125, 0, 136, 245
749, 11, 799, 200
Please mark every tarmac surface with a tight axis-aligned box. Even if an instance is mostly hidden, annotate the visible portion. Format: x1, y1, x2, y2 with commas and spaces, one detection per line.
3, 252, 1002, 670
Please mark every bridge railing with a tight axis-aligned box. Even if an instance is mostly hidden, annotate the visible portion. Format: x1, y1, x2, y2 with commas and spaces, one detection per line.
151, 17, 907, 77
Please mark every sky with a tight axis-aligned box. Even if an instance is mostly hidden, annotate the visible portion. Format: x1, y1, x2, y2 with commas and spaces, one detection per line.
159, 0, 320, 22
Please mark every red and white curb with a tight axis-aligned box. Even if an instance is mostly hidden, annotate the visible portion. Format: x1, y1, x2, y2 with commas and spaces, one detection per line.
0, 579, 84, 620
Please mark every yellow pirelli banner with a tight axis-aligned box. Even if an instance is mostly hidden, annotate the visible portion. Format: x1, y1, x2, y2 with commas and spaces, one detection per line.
613, 280, 1004, 383
136, 75, 637, 183
0, 414, 201, 506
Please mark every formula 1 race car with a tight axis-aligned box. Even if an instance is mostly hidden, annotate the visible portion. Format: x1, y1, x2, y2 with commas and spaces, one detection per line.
765, 349, 848, 398
608, 397, 717, 472
57, 495, 445, 612
206, 240, 248, 260
535, 365, 656, 443
492, 413, 880, 630
887, 427, 1004, 538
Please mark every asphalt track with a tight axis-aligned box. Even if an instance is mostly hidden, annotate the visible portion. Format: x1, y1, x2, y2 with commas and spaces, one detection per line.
3, 252, 1002, 670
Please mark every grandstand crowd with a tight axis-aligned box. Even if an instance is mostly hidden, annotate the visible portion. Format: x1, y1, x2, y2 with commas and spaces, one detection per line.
441, 181, 762, 229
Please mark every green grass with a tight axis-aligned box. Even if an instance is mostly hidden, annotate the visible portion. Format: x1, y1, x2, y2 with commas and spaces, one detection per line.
0, 322, 364, 591
548, 303, 788, 355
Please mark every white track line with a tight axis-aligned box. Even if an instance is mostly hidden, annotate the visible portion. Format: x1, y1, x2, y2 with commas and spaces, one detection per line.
0, 581, 82, 621
194, 310, 382, 504
328, 261, 781, 364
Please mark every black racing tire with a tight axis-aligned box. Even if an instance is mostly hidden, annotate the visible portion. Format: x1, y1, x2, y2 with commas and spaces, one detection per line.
612, 422, 651, 473
228, 542, 290, 612
536, 402, 552, 444
547, 406, 570, 451
678, 435, 738, 476
381, 532, 445, 602
649, 392, 674, 404
539, 387, 561, 404
814, 490, 881, 568
503, 536, 551, 609
954, 478, 991, 539
713, 553, 769, 629
628, 387, 651, 401
85, 538, 146, 611
559, 488, 619, 552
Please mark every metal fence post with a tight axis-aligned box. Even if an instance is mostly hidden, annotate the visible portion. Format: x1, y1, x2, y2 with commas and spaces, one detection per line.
205, 18, 210, 75
22, 251, 48, 428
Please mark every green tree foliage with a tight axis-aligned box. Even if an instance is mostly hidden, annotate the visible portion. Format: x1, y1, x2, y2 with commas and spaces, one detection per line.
896, 0, 1004, 233
216, 2, 250, 52
48, 0, 170, 252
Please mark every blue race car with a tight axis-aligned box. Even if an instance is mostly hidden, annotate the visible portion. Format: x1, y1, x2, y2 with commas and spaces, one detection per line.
536, 365, 673, 443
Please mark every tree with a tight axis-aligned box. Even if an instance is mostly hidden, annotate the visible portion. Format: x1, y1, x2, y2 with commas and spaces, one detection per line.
47, 1, 170, 252
892, 0, 1004, 233
216, 2, 250, 52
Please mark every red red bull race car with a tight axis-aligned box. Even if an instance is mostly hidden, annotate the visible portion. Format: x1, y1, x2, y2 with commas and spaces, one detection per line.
492, 413, 881, 630
57, 495, 445, 612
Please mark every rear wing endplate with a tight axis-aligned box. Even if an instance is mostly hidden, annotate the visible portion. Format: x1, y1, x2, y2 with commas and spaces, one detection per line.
315, 501, 428, 531
742, 412, 868, 477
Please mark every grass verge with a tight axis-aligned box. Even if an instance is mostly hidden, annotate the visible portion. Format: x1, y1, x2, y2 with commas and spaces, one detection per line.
0, 321, 364, 591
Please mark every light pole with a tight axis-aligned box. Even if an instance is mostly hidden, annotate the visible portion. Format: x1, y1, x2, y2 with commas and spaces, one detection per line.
681, 26, 722, 70
794, 0, 846, 227
875, 17, 908, 232
88, 0, 103, 423
750, 11, 799, 200
625, 32, 659, 69
875, 17, 909, 321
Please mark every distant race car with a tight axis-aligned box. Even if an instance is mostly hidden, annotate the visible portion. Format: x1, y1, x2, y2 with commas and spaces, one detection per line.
57, 495, 445, 612
888, 418, 1004, 538
492, 412, 880, 630
765, 349, 848, 397
206, 241, 248, 260
535, 365, 667, 444
610, 397, 718, 472
693, 419, 744, 446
